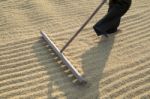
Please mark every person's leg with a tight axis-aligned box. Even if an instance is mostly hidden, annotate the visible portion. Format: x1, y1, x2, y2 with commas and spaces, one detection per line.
93, 0, 132, 36
93, 17, 120, 36
93, 0, 115, 36
107, 0, 121, 34
99, 0, 131, 23
106, 17, 121, 34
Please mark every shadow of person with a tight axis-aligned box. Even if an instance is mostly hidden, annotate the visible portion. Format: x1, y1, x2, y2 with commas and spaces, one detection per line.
79, 34, 116, 99
32, 32, 116, 99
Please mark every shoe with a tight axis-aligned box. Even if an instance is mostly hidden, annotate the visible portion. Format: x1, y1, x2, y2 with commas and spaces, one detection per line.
107, 28, 118, 34
93, 26, 109, 37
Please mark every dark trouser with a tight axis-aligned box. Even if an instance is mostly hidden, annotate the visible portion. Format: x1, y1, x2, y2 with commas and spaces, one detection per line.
93, 0, 132, 36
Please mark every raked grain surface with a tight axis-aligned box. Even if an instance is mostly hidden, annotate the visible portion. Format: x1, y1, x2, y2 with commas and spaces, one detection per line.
0, 0, 150, 99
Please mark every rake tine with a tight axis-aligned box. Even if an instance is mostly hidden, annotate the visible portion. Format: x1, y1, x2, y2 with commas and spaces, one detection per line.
40, 31, 87, 84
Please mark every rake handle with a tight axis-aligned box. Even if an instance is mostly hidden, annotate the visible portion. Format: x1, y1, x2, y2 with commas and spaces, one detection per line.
60, 0, 107, 53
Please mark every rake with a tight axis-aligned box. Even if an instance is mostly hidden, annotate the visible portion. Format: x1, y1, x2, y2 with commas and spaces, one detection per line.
40, 0, 106, 84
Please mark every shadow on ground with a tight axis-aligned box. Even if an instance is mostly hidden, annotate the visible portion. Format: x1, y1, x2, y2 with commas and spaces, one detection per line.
32, 33, 116, 99
80, 34, 116, 99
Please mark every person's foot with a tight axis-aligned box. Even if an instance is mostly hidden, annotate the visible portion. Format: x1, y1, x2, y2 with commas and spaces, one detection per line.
100, 34, 109, 42
107, 28, 118, 34
93, 26, 109, 37
103, 34, 109, 38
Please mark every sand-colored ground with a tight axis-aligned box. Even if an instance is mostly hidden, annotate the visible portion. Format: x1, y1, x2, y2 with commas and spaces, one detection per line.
0, 0, 150, 99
